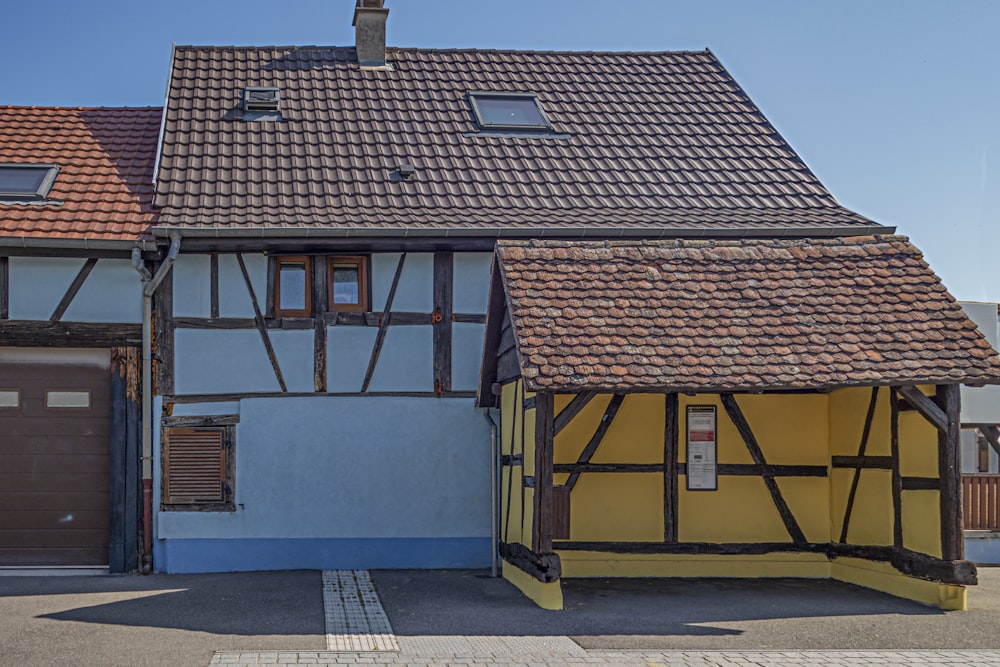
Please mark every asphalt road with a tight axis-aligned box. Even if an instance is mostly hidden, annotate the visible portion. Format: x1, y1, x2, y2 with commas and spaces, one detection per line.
2, 567, 1000, 667
0, 570, 324, 667
374, 567, 1000, 650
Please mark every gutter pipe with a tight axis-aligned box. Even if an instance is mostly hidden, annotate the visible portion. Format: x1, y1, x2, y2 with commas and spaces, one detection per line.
483, 409, 500, 577
131, 232, 181, 573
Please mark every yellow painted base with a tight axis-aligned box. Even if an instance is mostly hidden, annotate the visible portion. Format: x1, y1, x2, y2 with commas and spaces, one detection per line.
502, 562, 563, 610
558, 550, 830, 579
831, 557, 966, 610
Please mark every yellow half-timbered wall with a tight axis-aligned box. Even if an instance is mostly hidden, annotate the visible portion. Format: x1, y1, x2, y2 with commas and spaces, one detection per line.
499, 383, 966, 610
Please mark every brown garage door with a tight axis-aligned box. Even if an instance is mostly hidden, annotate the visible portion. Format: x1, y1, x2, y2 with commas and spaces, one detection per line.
0, 353, 111, 566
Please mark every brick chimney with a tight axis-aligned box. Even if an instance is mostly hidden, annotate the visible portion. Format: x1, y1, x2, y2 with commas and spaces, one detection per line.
353, 0, 389, 69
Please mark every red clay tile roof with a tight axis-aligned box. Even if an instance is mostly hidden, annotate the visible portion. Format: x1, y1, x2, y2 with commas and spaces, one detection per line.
0, 107, 161, 244
154, 47, 885, 237
493, 236, 1000, 393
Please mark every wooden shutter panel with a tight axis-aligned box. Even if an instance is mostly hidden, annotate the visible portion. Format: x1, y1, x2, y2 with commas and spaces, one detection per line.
164, 427, 228, 505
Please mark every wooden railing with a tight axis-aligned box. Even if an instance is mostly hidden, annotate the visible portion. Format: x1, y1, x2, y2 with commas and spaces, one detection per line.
964, 474, 1000, 531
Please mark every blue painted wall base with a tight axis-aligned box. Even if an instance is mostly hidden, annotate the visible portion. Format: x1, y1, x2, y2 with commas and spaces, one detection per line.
965, 531, 1000, 565
154, 537, 492, 573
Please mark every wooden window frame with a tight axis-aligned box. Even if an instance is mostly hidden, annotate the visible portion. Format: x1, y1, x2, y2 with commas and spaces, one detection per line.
328, 255, 370, 313
161, 423, 235, 512
274, 255, 312, 317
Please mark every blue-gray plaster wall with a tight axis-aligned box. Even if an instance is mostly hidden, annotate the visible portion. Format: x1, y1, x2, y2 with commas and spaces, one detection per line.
153, 396, 493, 571
7, 257, 142, 322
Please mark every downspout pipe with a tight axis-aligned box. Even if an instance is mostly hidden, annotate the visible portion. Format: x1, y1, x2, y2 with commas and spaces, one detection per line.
131, 233, 181, 573
483, 409, 500, 577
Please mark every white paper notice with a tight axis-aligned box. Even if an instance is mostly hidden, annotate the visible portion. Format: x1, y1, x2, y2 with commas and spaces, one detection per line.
687, 406, 717, 490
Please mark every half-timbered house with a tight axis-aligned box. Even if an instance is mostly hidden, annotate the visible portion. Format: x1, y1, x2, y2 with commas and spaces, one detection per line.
8, 2, 995, 609
478, 238, 1000, 610
0, 106, 161, 572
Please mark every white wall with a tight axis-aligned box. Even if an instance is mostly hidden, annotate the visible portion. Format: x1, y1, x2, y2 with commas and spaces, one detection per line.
960, 301, 1000, 425
8, 257, 142, 322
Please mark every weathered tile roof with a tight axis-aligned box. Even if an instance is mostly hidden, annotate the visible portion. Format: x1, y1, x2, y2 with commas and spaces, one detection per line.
0, 107, 161, 245
154, 46, 885, 237
492, 236, 1000, 393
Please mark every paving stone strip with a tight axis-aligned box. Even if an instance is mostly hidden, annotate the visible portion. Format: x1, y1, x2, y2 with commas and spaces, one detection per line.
321, 570, 399, 652
210, 648, 1000, 666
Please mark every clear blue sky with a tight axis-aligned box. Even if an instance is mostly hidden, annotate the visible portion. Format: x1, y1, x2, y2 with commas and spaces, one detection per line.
3, 0, 997, 302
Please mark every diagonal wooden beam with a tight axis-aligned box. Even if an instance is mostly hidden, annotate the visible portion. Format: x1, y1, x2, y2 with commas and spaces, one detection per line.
720, 393, 807, 544
50, 257, 98, 321
565, 394, 625, 491
978, 425, 1000, 458
553, 391, 597, 436
236, 254, 287, 392
361, 252, 406, 393
898, 385, 947, 433
839, 386, 880, 543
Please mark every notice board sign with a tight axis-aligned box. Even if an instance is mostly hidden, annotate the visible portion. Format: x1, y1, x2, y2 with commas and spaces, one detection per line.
686, 405, 718, 490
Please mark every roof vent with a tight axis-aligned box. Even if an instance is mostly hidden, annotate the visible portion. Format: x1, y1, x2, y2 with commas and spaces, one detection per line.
353, 0, 390, 69
243, 87, 280, 113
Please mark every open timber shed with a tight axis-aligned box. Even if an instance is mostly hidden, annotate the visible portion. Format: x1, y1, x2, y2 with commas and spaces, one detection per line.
478, 236, 1000, 610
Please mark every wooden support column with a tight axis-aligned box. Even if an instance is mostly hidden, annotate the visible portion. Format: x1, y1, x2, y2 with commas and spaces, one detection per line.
312, 256, 328, 393
936, 384, 963, 561
209, 254, 220, 319
664, 393, 679, 543
0, 256, 8, 319
890, 388, 903, 548
109, 347, 128, 573
153, 264, 175, 396
433, 252, 453, 396
533, 391, 555, 554
124, 347, 141, 572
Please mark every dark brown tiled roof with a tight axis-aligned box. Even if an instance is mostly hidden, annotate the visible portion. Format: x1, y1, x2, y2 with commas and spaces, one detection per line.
154, 46, 885, 236
493, 236, 1000, 393
0, 107, 161, 244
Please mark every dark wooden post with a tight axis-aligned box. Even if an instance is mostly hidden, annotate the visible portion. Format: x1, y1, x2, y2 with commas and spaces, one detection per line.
153, 265, 174, 396
533, 391, 555, 553
433, 252, 453, 395
890, 389, 903, 548
312, 256, 328, 392
936, 384, 963, 561
664, 393, 679, 543
0, 255, 8, 320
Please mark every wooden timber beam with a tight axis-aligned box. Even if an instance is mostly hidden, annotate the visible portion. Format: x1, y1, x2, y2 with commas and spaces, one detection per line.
361, 252, 406, 393
553, 392, 597, 436
0, 256, 8, 319
978, 425, 1000, 459
898, 386, 948, 432
552, 541, 976, 586
499, 541, 561, 583
532, 392, 555, 553
312, 254, 328, 392
50, 257, 98, 321
564, 394, 626, 491
209, 254, 220, 318
720, 393, 807, 544
664, 393, 679, 544
432, 252, 453, 395
890, 389, 904, 547
236, 254, 287, 392
935, 384, 963, 561
0, 320, 141, 347
839, 387, 881, 544
831, 455, 892, 469
827, 543, 976, 585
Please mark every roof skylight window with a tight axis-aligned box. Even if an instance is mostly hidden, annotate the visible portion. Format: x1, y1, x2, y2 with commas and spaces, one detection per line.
468, 92, 552, 131
0, 164, 59, 201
